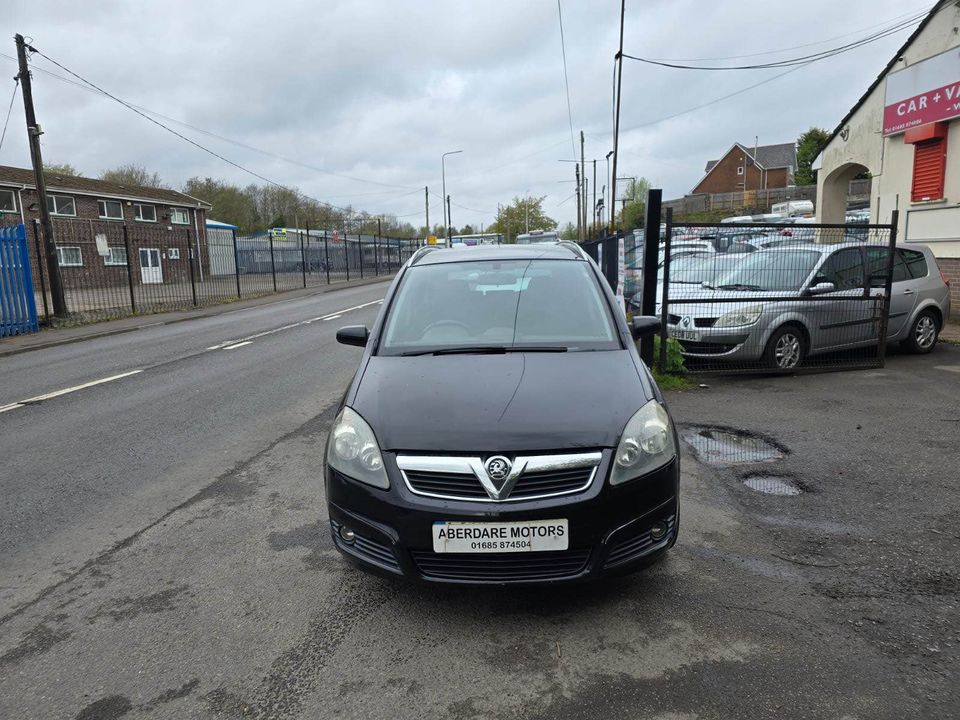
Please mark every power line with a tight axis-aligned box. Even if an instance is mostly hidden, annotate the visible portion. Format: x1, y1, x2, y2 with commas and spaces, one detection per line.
0, 77, 19, 156
622, 13, 924, 71
556, 0, 577, 159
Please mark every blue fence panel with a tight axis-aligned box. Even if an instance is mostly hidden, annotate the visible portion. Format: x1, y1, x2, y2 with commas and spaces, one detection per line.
0, 224, 39, 337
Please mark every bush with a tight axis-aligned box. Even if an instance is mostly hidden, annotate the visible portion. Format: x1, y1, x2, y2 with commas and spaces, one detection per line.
653, 335, 687, 375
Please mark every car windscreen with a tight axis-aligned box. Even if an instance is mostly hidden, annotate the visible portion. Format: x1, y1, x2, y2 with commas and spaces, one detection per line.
670, 255, 743, 284
379, 259, 620, 354
712, 250, 820, 291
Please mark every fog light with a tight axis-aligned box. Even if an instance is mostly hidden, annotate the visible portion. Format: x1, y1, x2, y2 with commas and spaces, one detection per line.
650, 522, 668, 541
338, 526, 356, 544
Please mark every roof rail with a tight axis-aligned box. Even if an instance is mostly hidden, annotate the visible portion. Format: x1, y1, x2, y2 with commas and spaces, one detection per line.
409, 245, 442, 265
557, 241, 588, 260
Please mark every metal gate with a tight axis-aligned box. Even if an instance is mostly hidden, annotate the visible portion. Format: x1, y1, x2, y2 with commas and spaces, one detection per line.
649, 212, 898, 373
0, 224, 39, 337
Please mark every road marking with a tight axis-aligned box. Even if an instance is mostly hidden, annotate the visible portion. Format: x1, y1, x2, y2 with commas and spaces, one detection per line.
324, 315, 342, 321
223, 341, 253, 350
0, 370, 144, 413
934, 365, 960, 373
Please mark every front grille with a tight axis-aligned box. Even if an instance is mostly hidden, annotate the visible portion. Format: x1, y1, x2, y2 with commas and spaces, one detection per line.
404, 470, 488, 499
668, 314, 683, 325
678, 340, 737, 354
509, 467, 595, 499
694, 317, 718, 328
411, 549, 592, 582
331, 520, 401, 573
604, 515, 676, 568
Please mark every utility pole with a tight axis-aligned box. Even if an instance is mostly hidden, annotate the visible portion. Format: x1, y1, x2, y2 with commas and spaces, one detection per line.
575, 164, 582, 241
424, 186, 429, 238
610, 0, 626, 233
583, 178, 589, 241
592, 159, 597, 239
16, 34, 66, 317
579, 130, 586, 238
446, 195, 452, 246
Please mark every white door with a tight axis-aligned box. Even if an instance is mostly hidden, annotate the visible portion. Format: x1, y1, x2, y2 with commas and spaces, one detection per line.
139, 248, 163, 284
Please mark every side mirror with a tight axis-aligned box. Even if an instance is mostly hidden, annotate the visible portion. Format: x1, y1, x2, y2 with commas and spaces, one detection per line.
631, 315, 661, 340
336, 325, 369, 347
806, 282, 836, 296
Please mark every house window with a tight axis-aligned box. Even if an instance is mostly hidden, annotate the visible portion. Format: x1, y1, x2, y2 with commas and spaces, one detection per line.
104, 247, 128, 266
98, 199, 124, 220
168, 248, 181, 260
56, 246, 83, 266
47, 194, 76, 216
134, 203, 156, 222
170, 207, 189, 225
911, 138, 947, 202
0, 188, 16, 213
737, 166, 744, 175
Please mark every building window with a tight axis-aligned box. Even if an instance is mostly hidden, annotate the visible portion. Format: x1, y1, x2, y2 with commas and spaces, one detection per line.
97, 199, 124, 220
911, 138, 947, 203
170, 207, 189, 225
47, 194, 77, 216
0, 188, 16, 213
56, 246, 83, 267
104, 247, 128, 266
168, 248, 181, 260
736, 166, 744, 175
134, 203, 156, 222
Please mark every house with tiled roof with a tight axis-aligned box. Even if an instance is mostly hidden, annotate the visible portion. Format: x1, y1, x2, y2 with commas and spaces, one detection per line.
690, 142, 797, 195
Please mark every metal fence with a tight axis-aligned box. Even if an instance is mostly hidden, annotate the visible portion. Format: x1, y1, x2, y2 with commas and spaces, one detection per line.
643, 213, 899, 373
26, 219, 419, 323
1, 223, 39, 336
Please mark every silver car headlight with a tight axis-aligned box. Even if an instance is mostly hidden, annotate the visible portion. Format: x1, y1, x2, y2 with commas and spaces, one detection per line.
610, 400, 676, 485
326, 407, 389, 489
714, 304, 763, 328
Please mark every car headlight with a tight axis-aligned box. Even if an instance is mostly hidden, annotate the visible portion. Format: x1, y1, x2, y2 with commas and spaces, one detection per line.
610, 400, 676, 485
326, 407, 389, 489
714, 304, 763, 328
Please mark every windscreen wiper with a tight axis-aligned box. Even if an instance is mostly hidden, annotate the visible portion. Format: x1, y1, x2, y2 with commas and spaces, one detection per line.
400, 345, 569, 356
716, 283, 763, 291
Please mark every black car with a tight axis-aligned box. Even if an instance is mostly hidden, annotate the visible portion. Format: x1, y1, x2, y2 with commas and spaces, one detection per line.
325, 243, 679, 584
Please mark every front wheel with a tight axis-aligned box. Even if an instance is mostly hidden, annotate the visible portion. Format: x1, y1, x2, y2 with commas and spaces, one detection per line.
902, 310, 939, 354
763, 324, 807, 370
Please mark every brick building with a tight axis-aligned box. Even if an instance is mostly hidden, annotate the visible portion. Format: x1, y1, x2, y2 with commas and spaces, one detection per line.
690, 142, 797, 195
0, 165, 212, 288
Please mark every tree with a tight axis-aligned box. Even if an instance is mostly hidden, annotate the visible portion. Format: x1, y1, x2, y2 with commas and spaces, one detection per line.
183, 177, 259, 232
460, 224, 475, 235
43, 163, 80, 178
794, 127, 830, 186
619, 177, 651, 231
100, 163, 166, 188
559, 221, 577, 240
488, 196, 556, 243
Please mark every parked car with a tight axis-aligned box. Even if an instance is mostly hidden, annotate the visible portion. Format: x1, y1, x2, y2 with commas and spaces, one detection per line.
629, 253, 746, 311
664, 243, 950, 369
327, 243, 679, 584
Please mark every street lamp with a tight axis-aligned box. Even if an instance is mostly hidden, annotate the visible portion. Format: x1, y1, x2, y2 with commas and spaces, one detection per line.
441, 150, 462, 247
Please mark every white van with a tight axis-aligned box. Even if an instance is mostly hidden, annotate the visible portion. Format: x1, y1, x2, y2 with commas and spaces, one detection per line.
771, 200, 814, 217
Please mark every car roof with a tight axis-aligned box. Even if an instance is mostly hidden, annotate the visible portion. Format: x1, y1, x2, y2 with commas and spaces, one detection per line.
409, 242, 584, 266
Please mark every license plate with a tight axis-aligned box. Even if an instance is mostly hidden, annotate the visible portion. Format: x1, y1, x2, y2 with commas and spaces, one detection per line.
432, 519, 569, 553
670, 328, 700, 342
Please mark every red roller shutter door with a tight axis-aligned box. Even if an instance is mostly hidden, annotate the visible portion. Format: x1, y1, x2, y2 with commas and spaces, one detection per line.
911, 138, 947, 203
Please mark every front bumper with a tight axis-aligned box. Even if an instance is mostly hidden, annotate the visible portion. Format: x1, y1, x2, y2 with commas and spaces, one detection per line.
666, 321, 760, 360
325, 451, 679, 585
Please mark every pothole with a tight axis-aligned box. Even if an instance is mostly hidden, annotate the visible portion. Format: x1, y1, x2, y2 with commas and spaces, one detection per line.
743, 475, 801, 496
681, 426, 786, 466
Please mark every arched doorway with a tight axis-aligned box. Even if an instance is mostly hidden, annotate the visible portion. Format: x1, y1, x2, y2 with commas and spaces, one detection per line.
817, 162, 870, 225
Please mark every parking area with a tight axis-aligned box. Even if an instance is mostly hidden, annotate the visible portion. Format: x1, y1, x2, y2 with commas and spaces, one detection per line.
1, 343, 957, 719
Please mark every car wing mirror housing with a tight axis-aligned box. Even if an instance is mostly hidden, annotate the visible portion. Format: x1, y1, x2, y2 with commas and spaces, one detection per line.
806, 282, 836, 296
337, 325, 369, 347
631, 315, 661, 340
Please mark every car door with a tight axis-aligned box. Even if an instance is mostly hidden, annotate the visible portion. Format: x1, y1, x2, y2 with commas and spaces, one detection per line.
808, 247, 872, 351
864, 247, 914, 337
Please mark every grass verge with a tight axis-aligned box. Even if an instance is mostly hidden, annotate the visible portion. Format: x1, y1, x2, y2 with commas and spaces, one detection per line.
652, 369, 696, 391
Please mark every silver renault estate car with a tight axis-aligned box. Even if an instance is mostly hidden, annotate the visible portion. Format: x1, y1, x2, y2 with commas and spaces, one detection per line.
665, 243, 951, 369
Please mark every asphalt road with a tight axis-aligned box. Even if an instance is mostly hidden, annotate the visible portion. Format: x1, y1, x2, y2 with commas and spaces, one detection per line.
1, 290, 957, 719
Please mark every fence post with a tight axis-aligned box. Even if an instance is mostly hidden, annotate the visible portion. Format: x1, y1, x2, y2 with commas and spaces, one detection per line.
374, 233, 379, 276
269, 233, 278, 292
658, 208, 673, 372
31, 219, 49, 321
187, 229, 198, 307
358, 234, 364, 279
876, 210, 899, 367
121, 224, 137, 313
231, 227, 241, 299
324, 232, 331, 284
345, 237, 350, 282
301, 225, 308, 288
639, 189, 663, 366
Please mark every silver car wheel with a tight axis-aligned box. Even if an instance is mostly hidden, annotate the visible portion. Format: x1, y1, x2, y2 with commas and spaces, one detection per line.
915, 315, 936, 349
775, 333, 801, 369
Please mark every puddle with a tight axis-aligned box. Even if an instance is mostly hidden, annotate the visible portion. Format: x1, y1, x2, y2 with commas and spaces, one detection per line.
681, 426, 786, 466
743, 475, 801, 496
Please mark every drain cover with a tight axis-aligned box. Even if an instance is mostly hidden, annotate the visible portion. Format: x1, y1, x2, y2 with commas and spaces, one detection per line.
681, 427, 785, 466
743, 476, 801, 496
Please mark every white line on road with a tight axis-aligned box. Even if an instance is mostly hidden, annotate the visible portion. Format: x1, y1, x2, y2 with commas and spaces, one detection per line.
223, 341, 253, 350
0, 370, 144, 414
323, 315, 342, 321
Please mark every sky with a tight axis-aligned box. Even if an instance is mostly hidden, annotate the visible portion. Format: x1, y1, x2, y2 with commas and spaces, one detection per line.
1, 0, 936, 230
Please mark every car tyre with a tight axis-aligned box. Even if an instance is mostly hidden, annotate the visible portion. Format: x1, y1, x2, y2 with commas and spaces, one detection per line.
763, 324, 807, 370
902, 309, 939, 354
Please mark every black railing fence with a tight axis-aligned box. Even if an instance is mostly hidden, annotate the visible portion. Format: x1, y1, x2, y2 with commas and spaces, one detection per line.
28, 219, 418, 322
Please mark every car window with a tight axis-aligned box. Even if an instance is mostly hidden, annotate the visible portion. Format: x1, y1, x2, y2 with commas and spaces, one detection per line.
864, 247, 909, 286
817, 248, 864, 289
714, 250, 820, 291
901, 249, 928, 279
379, 259, 620, 354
